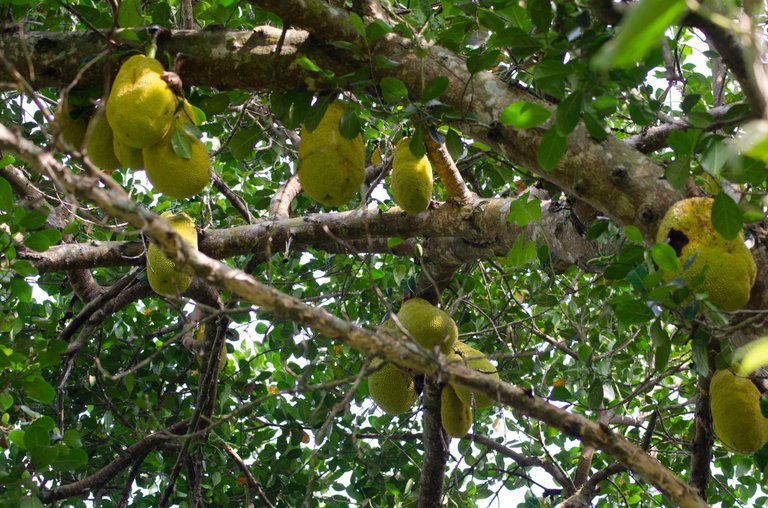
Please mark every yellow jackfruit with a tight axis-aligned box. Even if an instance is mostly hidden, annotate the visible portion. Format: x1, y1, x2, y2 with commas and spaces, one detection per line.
113, 137, 144, 169
656, 197, 756, 311
85, 111, 121, 171
441, 384, 472, 438
391, 137, 433, 214
194, 325, 227, 374
146, 211, 198, 296
297, 102, 365, 207
710, 368, 768, 454
143, 122, 211, 199
368, 362, 418, 415
449, 341, 500, 409
396, 298, 457, 353
55, 99, 91, 149
106, 55, 179, 148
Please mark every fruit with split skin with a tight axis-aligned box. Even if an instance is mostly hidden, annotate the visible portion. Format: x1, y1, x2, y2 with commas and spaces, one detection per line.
146, 211, 198, 296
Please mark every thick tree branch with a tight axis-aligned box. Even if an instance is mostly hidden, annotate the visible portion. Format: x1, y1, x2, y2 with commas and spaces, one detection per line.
424, 132, 473, 205
688, 375, 713, 499
419, 380, 449, 508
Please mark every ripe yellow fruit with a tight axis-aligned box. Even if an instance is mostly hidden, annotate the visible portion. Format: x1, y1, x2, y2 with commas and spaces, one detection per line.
143, 122, 211, 199
55, 100, 90, 149
113, 137, 144, 169
106, 55, 179, 148
396, 298, 458, 353
449, 341, 499, 409
391, 137, 433, 214
441, 384, 472, 438
85, 111, 121, 171
710, 368, 768, 454
298, 102, 365, 207
194, 325, 227, 374
368, 362, 418, 415
656, 197, 756, 311
146, 211, 198, 296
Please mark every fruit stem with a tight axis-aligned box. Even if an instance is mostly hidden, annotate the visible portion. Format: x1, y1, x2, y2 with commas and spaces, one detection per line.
146, 43, 157, 60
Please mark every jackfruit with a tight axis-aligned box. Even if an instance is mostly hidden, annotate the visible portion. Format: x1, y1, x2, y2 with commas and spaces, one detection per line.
194, 325, 227, 373
297, 102, 365, 207
656, 197, 756, 311
391, 137, 433, 214
396, 298, 457, 353
710, 368, 768, 454
106, 54, 179, 148
146, 211, 198, 296
113, 137, 144, 169
55, 99, 91, 149
143, 121, 211, 199
441, 384, 472, 438
368, 362, 418, 415
85, 111, 121, 171
449, 341, 500, 409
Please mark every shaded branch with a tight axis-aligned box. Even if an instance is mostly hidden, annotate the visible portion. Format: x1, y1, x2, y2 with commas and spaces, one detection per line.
688, 375, 713, 499
419, 380, 449, 508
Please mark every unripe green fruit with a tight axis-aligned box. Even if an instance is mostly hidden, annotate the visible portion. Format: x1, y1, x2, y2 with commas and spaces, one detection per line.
396, 298, 457, 353
391, 137, 433, 214
55, 100, 91, 149
143, 122, 211, 199
85, 111, 121, 171
449, 341, 499, 409
298, 102, 365, 207
710, 368, 768, 454
368, 362, 417, 415
441, 384, 472, 438
146, 211, 198, 296
113, 137, 144, 169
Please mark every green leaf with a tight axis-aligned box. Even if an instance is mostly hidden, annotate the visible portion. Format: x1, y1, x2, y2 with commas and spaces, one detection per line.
23, 377, 56, 404
537, 127, 566, 171
24, 229, 61, 252
294, 56, 323, 73
365, 19, 392, 44
652, 242, 680, 272
701, 140, 732, 176
587, 382, 603, 409
499, 101, 551, 129
711, 192, 743, 241
736, 337, 768, 375
52, 446, 88, 470
10, 277, 32, 303
623, 226, 643, 244
506, 194, 541, 227
421, 76, 449, 102
489, 28, 541, 59
664, 159, 690, 191
23, 423, 49, 450
339, 108, 361, 140
528, 0, 553, 32
409, 127, 426, 158
171, 127, 193, 160
735, 120, 768, 163
613, 298, 653, 326
466, 49, 500, 74
506, 236, 538, 267
348, 12, 366, 39
380, 77, 409, 103
62, 429, 82, 448
117, 0, 143, 28
19, 496, 44, 508
19, 209, 49, 230
0, 392, 13, 410
0, 177, 12, 212
8, 429, 25, 448
229, 126, 262, 162
533, 60, 570, 98
592, 0, 687, 70
555, 92, 582, 136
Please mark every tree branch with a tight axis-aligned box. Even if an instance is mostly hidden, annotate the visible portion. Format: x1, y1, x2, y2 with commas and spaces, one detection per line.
419, 380, 449, 508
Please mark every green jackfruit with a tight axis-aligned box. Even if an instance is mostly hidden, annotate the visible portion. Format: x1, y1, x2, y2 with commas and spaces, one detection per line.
368, 362, 418, 415
113, 137, 144, 169
298, 102, 365, 207
396, 298, 457, 353
55, 99, 91, 149
391, 137, 433, 214
710, 368, 768, 454
85, 111, 121, 171
143, 122, 211, 199
146, 211, 198, 296
106, 55, 179, 148
195, 325, 227, 374
449, 341, 500, 409
441, 384, 472, 438
656, 197, 756, 311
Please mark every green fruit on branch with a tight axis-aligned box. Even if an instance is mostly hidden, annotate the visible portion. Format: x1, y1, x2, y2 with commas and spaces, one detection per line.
368, 361, 418, 415
391, 137, 433, 214
396, 298, 458, 353
106, 54, 179, 149
656, 197, 756, 311
113, 136, 144, 169
710, 368, 768, 454
298, 102, 365, 207
441, 384, 472, 438
146, 211, 198, 296
143, 121, 211, 199
449, 341, 499, 409
85, 111, 121, 171
55, 99, 91, 149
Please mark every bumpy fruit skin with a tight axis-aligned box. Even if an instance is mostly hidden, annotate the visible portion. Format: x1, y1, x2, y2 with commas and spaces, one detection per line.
441, 384, 472, 438
396, 298, 458, 353
391, 137, 433, 214
298, 102, 365, 207
55, 100, 90, 149
106, 55, 179, 148
195, 325, 227, 373
449, 341, 499, 409
113, 137, 144, 169
86, 112, 121, 170
710, 368, 768, 454
368, 362, 417, 415
143, 122, 211, 199
656, 197, 756, 311
146, 211, 198, 296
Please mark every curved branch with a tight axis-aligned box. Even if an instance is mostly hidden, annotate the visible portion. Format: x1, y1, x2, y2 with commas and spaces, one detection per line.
424, 132, 473, 205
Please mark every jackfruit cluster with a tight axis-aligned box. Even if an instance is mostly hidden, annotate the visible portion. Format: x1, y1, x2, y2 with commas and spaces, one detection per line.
298, 102, 365, 207
146, 211, 198, 296
710, 368, 768, 454
391, 137, 433, 214
656, 197, 756, 311
59, 54, 210, 198
395, 298, 457, 353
